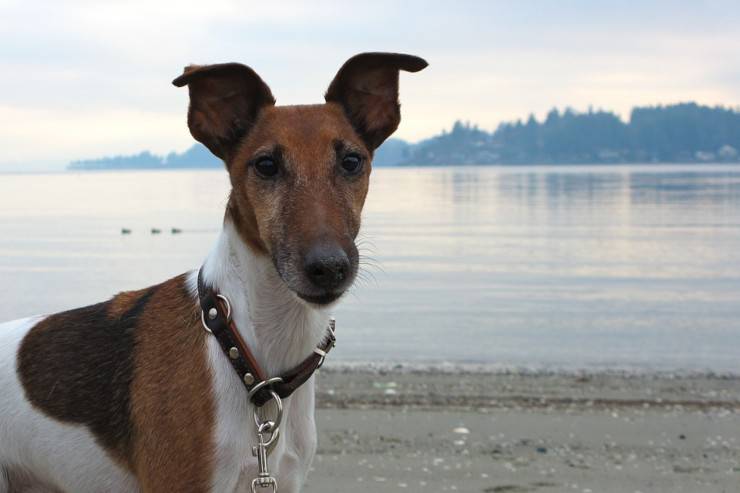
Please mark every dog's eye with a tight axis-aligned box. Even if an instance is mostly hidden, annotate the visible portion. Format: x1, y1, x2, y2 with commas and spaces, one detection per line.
254, 157, 279, 178
340, 154, 363, 175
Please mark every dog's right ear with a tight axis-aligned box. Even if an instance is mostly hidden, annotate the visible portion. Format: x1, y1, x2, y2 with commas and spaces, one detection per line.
172, 63, 275, 162
325, 53, 427, 150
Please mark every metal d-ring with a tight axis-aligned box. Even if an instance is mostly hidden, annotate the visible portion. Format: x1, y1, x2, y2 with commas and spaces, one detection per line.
200, 310, 213, 333
252, 387, 283, 451
200, 294, 233, 333
251, 384, 283, 424
248, 377, 284, 403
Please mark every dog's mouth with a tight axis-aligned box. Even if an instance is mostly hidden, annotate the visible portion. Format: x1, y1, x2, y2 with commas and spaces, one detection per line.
295, 290, 344, 306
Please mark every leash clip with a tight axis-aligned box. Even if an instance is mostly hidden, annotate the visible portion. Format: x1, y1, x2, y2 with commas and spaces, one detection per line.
251, 421, 278, 493
251, 389, 282, 492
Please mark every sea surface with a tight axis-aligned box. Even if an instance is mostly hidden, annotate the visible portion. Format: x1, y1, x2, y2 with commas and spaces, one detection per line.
1, 165, 739, 373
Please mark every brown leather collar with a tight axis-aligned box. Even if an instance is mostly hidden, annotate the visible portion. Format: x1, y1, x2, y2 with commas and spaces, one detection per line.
197, 267, 336, 407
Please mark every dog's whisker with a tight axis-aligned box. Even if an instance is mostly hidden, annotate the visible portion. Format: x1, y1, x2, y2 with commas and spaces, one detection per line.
358, 259, 385, 275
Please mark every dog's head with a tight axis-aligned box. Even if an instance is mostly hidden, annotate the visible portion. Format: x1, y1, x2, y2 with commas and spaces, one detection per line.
174, 53, 427, 306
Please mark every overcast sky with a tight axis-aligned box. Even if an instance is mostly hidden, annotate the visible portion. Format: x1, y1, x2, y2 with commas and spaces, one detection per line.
2, 0, 739, 170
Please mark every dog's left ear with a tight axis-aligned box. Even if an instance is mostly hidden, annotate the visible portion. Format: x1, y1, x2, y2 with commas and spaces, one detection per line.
173, 63, 275, 162
325, 52, 427, 150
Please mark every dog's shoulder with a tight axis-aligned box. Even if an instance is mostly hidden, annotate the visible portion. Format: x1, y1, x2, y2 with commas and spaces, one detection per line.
15, 271, 207, 469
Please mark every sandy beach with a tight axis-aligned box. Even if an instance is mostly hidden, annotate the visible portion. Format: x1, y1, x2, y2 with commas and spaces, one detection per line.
304, 366, 740, 493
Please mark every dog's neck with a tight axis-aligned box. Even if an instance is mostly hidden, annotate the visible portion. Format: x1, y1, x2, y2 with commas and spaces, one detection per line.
199, 219, 330, 377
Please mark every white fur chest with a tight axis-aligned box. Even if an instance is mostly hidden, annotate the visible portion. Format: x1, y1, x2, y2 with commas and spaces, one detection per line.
193, 223, 328, 492
206, 337, 318, 493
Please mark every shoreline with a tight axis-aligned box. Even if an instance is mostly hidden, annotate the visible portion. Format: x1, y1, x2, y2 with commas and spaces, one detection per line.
316, 365, 740, 412
319, 360, 740, 378
305, 366, 740, 492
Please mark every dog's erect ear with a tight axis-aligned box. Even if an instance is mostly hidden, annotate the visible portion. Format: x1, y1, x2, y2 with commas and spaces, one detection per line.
325, 52, 427, 150
172, 63, 275, 161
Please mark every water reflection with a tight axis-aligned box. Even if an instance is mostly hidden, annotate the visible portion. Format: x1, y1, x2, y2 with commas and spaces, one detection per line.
352, 165, 740, 371
1, 165, 740, 371
629, 171, 740, 209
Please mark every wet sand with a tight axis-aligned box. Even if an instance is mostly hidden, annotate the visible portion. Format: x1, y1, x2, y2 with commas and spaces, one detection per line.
304, 366, 740, 492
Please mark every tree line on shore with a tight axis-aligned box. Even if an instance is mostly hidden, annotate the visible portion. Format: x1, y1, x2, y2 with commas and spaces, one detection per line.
69, 102, 740, 170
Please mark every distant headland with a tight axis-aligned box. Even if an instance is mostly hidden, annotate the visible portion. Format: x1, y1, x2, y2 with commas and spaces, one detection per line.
68, 102, 740, 170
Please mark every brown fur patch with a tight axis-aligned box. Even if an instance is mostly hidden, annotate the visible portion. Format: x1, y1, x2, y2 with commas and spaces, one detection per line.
17, 288, 154, 467
172, 53, 426, 267
129, 274, 216, 492
107, 289, 149, 319
226, 103, 370, 257
17, 274, 217, 490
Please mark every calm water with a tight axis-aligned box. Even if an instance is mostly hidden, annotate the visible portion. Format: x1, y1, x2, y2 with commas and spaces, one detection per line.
1, 165, 739, 372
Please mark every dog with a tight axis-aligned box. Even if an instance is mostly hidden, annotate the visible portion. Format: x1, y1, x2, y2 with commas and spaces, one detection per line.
0, 52, 426, 492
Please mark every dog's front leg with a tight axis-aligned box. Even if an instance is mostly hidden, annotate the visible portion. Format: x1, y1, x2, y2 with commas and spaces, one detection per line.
131, 411, 219, 493
129, 306, 220, 493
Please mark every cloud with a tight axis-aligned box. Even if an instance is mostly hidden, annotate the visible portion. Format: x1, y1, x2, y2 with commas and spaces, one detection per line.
1, 0, 739, 169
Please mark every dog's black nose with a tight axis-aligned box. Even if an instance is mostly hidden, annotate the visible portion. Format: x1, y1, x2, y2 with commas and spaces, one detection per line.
304, 244, 350, 291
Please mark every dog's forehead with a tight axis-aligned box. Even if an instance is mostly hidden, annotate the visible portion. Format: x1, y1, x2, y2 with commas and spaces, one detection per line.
244, 103, 365, 158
